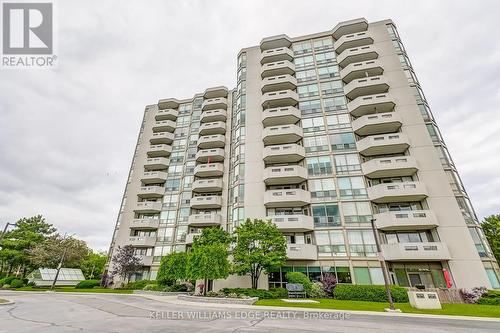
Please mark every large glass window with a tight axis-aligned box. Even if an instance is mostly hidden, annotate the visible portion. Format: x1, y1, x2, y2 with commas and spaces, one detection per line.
316, 230, 346, 256
317, 65, 340, 79
313, 38, 333, 51
292, 41, 312, 55
302, 116, 325, 133
312, 203, 340, 227
303, 136, 329, 153
354, 267, 384, 285
342, 202, 372, 223
309, 178, 336, 199
299, 99, 322, 116
306, 156, 333, 176
329, 132, 356, 151
315, 51, 335, 65
347, 230, 377, 257
323, 96, 347, 112
334, 154, 361, 173
321, 80, 343, 96
297, 83, 319, 98
485, 268, 500, 289
337, 177, 367, 199
296, 69, 317, 83
295, 55, 314, 68
326, 114, 351, 130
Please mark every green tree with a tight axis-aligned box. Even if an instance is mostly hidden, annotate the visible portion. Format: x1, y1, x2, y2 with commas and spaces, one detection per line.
156, 252, 188, 286
28, 234, 90, 269
187, 244, 230, 295
482, 215, 500, 262
192, 227, 232, 248
232, 218, 287, 289
0, 215, 56, 277
80, 251, 107, 279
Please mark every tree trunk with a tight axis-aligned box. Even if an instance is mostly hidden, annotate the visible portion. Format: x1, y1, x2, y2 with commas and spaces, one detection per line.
203, 277, 207, 296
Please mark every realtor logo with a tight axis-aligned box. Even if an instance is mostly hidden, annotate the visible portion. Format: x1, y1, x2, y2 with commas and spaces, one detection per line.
2, 2, 53, 54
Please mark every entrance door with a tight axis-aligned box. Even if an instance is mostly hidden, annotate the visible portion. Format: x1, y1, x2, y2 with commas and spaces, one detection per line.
408, 273, 422, 287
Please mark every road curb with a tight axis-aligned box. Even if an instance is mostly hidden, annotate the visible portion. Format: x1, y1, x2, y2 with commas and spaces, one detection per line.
0, 300, 15, 306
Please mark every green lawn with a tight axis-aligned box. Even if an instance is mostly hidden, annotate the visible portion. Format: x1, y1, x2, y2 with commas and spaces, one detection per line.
255, 299, 500, 318
14, 287, 133, 294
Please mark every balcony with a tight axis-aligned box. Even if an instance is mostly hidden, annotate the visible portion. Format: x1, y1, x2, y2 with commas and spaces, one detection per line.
348, 93, 396, 117
264, 189, 311, 208
262, 90, 299, 109
332, 18, 368, 40
195, 148, 225, 163
144, 157, 169, 171
190, 195, 222, 209
200, 109, 227, 123
152, 120, 176, 133
263, 144, 305, 163
334, 31, 374, 54
157, 98, 179, 110
261, 60, 295, 78
133, 202, 162, 214
362, 156, 418, 178
352, 112, 402, 136
263, 165, 307, 185
203, 86, 229, 99
368, 181, 428, 203
188, 213, 223, 227
128, 236, 156, 247
374, 210, 438, 231
337, 45, 378, 68
199, 121, 226, 136
262, 124, 303, 145
202, 97, 228, 111
185, 232, 201, 244
130, 218, 160, 229
150, 131, 174, 145
261, 74, 297, 93
344, 75, 389, 100
340, 59, 384, 84
192, 178, 223, 193
147, 144, 172, 158
356, 133, 410, 156
140, 171, 167, 184
155, 108, 178, 121
197, 134, 225, 149
381, 242, 451, 261
269, 215, 314, 232
262, 106, 301, 127
260, 47, 294, 64
260, 35, 292, 51
194, 163, 224, 177
140, 255, 154, 266
137, 186, 164, 199
286, 244, 317, 261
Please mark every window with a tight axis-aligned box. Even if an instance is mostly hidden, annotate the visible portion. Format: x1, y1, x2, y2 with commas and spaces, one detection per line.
309, 178, 336, 199
456, 196, 477, 224
292, 41, 312, 55
315, 51, 335, 65
237, 66, 246, 81
329, 132, 356, 151
312, 203, 340, 227
386, 24, 399, 39
165, 178, 181, 191
322, 266, 352, 283
485, 268, 500, 289
404, 69, 418, 85
342, 202, 372, 223
159, 210, 176, 224
323, 96, 347, 112
296, 69, 317, 83
334, 154, 361, 173
469, 227, 489, 258
237, 52, 247, 68
177, 115, 190, 127
175, 225, 187, 242
299, 99, 322, 116
317, 65, 340, 79
347, 230, 376, 257
426, 123, 442, 143
337, 177, 367, 199
321, 80, 343, 96
313, 38, 333, 51
167, 164, 183, 176
297, 83, 319, 98
410, 85, 425, 103
295, 55, 314, 68
306, 156, 333, 176
354, 267, 384, 285
399, 54, 411, 69
302, 116, 325, 133
435, 145, 454, 168
385, 231, 433, 244
316, 230, 346, 256
326, 114, 351, 130
303, 136, 329, 153
156, 227, 174, 243
418, 103, 433, 122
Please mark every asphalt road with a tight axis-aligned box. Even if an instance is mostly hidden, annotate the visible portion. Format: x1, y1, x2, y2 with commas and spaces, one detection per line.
0, 291, 499, 333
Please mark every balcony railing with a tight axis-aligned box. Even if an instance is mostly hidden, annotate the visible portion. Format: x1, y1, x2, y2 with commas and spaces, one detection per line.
263, 144, 305, 163
150, 131, 174, 145
137, 186, 164, 198
192, 178, 223, 193
269, 215, 314, 232
260, 47, 294, 64
140, 171, 167, 184
155, 108, 178, 121
262, 124, 303, 145
189, 195, 222, 209
374, 210, 438, 231
200, 109, 227, 123
356, 133, 410, 156
131, 218, 160, 229
194, 163, 224, 177
187, 213, 223, 226
261, 74, 297, 93
261, 90, 299, 109
261, 60, 295, 78
381, 242, 451, 261
197, 134, 225, 149
344, 75, 389, 100
337, 45, 378, 68
286, 244, 317, 260
264, 189, 311, 207
352, 112, 402, 136
362, 156, 418, 178
262, 106, 301, 127
144, 157, 169, 171
133, 202, 162, 213
263, 165, 307, 185
128, 236, 156, 247
348, 93, 396, 117
340, 59, 383, 84
199, 121, 226, 136
334, 31, 374, 54
195, 148, 225, 163
368, 181, 428, 203
202, 97, 228, 111
152, 120, 176, 133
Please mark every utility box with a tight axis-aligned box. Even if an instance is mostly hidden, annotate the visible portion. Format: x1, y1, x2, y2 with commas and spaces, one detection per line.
408, 291, 442, 309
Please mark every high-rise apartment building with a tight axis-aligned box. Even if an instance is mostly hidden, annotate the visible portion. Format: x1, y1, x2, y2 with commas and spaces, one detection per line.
107, 18, 500, 290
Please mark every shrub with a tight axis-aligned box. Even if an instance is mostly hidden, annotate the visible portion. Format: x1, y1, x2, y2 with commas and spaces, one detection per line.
460, 287, 488, 304
221, 287, 286, 299
143, 284, 166, 291
333, 284, 409, 303
309, 282, 327, 298
320, 273, 337, 298
477, 290, 500, 306
1, 284, 11, 289
206, 291, 225, 297
75, 279, 101, 289
285, 272, 313, 296
10, 279, 24, 288
123, 280, 154, 290
1, 276, 16, 286
170, 284, 188, 292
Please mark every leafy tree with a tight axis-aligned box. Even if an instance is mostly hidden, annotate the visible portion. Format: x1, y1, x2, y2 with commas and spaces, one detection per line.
109, 245, 142, 285
482, 215, 500, 262
28, 234, 90, 269
187, 244, 230, 295
0, 215, 56, 276
192, 227, 232, 248
156, 252, 188, 286
232, 218, 287, 289
80, 251, 107, 279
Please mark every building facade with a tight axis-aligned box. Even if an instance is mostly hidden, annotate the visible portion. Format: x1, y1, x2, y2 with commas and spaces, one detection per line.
107, 18, 500, 290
